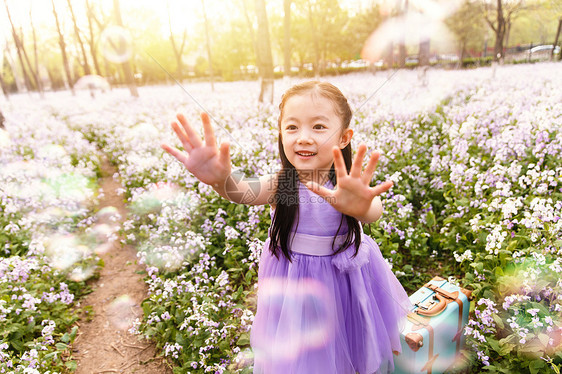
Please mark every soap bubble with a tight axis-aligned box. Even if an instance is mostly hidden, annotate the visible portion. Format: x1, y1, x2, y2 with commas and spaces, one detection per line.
252, 278, 335, 362
75, 75, 110, 91
68, 266, 96, 282
361, 0, 460, 62
130, 182, 180, 215
108, 294, 137, 330
44, 234, 89, 270
0, 129, 12, 148
100, 25, 133, 64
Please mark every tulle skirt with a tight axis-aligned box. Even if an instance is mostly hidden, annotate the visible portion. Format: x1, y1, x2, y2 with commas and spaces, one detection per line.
250, 233, 411, 374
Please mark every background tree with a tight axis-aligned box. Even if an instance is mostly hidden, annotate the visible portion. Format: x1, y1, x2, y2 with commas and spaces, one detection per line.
283, 0, 291, 78
167, 1, 188, 80
255, 0, 274, 103
67, 0, 91, 76
51, 0, 75, 94
201, 0, 215, 90
480, 0, 527, 60
446, 0, 487, 60
112, 0, 138, 97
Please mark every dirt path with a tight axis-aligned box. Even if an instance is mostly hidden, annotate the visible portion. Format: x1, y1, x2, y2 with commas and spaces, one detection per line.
72, 157, 172, 373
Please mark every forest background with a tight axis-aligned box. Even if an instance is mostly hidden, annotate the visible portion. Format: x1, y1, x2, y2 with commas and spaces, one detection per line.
0, 0, 561, 100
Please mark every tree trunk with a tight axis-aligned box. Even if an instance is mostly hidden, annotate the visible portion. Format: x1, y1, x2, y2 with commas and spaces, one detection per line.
68, 0, 91, 76
419, 39, 430, 66
51, 0, 75, 94
493, 0, 505, 61
85, 0, 103, 76
306, 0, 320, 78
283, 0, 291, 78
255, 0, 274, 103
4, 0, 33, 92
113, 0, 138, 97
201, 0, 215, 91
0, 73, 9, 99
29, 9, 44, 96
18, 27, 41, 92
241, 0, 257, 67
552, 18, 562, 61
398, 0, 408, 68
168, 2, 187, 80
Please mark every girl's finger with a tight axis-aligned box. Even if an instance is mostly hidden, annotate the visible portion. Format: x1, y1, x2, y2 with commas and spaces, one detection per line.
161, 143, 190, 165
305, 181, 335, 201
350, 143, 367, 179
332, 146, 348, 180
370, 180, 393, 196
218, 141, 231, 168
171, 121, 193, 152
201, 112, 217, 148
177, 113, 203, 148
362, 151, 380, 185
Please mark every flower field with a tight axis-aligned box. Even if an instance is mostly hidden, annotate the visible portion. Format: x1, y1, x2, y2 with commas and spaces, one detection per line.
1, 63, 561, 373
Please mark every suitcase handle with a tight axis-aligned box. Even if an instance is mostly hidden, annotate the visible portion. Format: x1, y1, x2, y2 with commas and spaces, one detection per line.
415, 293, 447, 316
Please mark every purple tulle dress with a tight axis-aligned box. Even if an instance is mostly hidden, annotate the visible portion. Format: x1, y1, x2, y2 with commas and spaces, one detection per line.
251, 180, 412, 374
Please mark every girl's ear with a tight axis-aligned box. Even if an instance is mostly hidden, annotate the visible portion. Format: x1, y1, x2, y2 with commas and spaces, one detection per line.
339, 128, 353, 149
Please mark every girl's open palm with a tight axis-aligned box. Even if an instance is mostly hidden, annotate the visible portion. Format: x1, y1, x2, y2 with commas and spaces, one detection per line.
306, 144, 393, 220
161, 113, 231, 186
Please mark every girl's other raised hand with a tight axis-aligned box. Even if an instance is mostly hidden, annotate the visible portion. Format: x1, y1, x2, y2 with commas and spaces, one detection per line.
305, 144, 393, 223
161, 112, 231, 187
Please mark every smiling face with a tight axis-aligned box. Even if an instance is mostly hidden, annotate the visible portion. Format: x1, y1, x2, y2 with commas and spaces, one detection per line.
280, 92, 353, 184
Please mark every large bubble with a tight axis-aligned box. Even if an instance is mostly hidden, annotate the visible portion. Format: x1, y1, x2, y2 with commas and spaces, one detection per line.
107, 294, 137, 330
75, 75, 110, 91
130, 182, 181, 215
252, 278, 335, 363
361, 0, 460, 62
99, 25, 133, 64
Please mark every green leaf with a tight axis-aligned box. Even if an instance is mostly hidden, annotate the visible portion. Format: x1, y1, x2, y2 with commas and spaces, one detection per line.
537, 333, 550, 348
61, 332, 70, 344
55, 342, 68, 351
238, 333, 250, 346
65, 360, 77, 370
494, 267, 504, 277
492, 313, 504, 329
426, 211, 436, 227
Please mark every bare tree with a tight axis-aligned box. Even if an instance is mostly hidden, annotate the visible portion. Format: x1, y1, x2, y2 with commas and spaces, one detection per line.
113, 0, 138, 97
67, 0, 91, 76
51, 0, 75, 94
481, 0, 526, 61
553, 18, 562, 61
4, 0, 33, 92
240, 0, 258, 76
167, 1, 188, 80
29, 8, 44, 96
398, 0, 407, 68
306, 0, 320, 78
255, 0, 274, 103
85, 0, 104, 76
201, 0, 215, 91
283, 0, 292, 78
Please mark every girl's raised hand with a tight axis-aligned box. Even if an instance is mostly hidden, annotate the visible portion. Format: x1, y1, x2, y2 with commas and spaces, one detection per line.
161, 113, 231, 186
305, 144, 393, 222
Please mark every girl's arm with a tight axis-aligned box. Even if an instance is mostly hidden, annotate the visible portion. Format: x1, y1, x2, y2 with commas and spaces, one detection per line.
161, 112, 276, 206
305, 144, 393, 224
212, 172, 277, 206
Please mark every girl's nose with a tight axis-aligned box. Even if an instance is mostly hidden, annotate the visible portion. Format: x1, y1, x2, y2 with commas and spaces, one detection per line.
297, 130, 313, 144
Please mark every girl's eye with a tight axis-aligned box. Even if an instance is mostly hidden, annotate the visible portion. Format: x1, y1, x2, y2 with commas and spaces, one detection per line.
314, 124, 326, 129
286, 125, 297, 130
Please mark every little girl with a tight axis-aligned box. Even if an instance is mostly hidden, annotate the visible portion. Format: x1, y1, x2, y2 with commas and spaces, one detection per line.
162, 81, 411, 374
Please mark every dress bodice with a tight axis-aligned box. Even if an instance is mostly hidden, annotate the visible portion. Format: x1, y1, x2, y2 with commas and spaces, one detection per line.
271, 179, 348, 236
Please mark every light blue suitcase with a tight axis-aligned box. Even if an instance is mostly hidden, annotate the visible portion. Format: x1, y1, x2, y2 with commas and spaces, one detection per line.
393, 276, 472, 374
